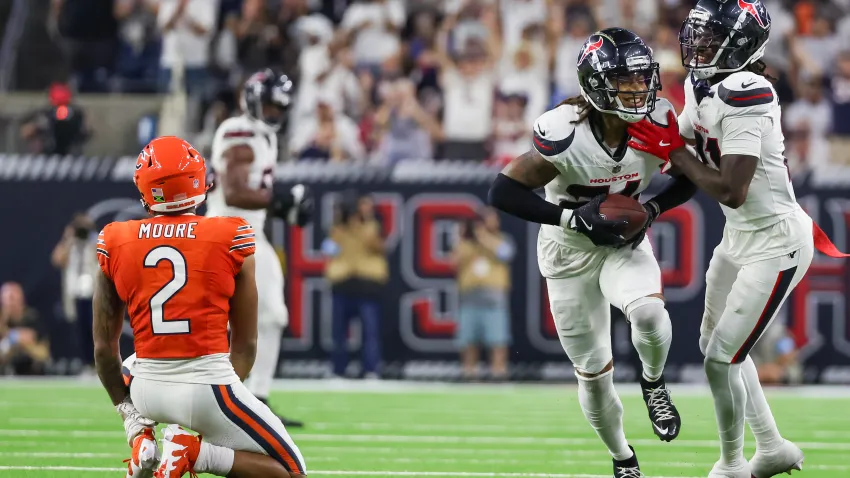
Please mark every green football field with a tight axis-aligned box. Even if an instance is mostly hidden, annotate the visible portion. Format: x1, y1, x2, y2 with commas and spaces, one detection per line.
0, 379, 847, 478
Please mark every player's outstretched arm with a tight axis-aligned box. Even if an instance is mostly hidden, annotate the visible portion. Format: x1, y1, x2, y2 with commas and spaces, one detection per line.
229, 254, 258, 381
92, 267, 129, 406
488, 149, 564, 225
628, 110, 757, 209
666, 150, 756, 209
221, 145, 273, 210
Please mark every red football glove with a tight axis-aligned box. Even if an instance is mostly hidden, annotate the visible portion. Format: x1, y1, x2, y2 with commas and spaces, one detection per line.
627, 110, 686, 174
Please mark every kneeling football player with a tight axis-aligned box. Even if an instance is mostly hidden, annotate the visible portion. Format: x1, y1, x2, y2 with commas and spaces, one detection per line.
93, 136, 307, 477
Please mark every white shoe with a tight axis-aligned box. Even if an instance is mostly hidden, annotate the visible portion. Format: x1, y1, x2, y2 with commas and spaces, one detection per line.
708, 459, 751, 478
751, 439, 804, 478
125, 427, 158, 478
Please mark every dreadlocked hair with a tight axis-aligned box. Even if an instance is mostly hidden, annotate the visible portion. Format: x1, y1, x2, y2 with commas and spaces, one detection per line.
556, 95, 592, 124
746, 59, 777, 82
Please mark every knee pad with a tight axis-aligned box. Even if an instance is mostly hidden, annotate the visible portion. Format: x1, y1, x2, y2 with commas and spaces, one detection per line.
625, 296, 668, 331
575, 364, 614, 382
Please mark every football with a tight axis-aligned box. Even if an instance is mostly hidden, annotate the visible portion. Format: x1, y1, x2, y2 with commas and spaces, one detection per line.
599, 194, 648, 240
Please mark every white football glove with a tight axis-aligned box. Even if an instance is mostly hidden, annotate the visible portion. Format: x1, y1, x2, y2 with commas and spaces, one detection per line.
116, 396, 157, 447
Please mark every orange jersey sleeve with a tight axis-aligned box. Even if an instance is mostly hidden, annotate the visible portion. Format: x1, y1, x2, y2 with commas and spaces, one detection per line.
227, 218, 256, 272
107, 215, 248, 360
96, 224, 115, 280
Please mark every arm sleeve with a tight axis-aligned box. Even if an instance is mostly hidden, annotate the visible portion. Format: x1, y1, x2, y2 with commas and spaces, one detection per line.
721, 115, 765, 157
488, 174, 565, 226
228, 218, 256, 273
645, 175, 698, 215
678, 110, 695, 140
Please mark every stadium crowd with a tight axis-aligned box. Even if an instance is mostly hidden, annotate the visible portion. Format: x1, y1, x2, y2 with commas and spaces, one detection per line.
6, 0, 847, 169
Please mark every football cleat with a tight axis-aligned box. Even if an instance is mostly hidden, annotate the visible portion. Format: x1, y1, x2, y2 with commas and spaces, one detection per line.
708, 459, 751, 478
125, 427, 158, 478
154, 425, 201, 478
640, 374, 681, 442
613, 446, 644, 478
750, 439, 804, 477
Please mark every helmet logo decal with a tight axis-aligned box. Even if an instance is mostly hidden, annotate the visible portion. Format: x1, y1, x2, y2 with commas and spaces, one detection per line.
193, 179, 199, 189
579, 38, 604, 64
151, 188, 165, 203
738, 0, 768, 28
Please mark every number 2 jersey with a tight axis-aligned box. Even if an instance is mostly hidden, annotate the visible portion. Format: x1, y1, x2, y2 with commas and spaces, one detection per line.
532, 98, 673, 253
678, 71, 809, 262
205, 114, 278, 232
97, 214, 256, 384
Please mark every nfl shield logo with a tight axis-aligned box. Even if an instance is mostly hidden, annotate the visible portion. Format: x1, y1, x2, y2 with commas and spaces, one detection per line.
612, 165, 622, 173
152, 188, 165, 202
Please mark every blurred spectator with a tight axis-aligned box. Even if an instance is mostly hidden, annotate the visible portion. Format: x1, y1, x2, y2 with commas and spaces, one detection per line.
232, 0, 301, 78
761, 0, 797, 74
829, 51, 850, 166
750, 320, 802, 385
436, 10, 500, 161
51, 213, 98, 372
294, 19, 362, 120
152, 0, 219, 97
322, 193, 388, 379
552, 14, 592, 106
490, 92, 530, 167
785, 75, 831, 172
500, 0, 547, 52
19, 83, 91, 156
452, 208, 514, 381
50, 0, 122, 92
498, 23, 549, 124
595, 0, 658, 39
114, 0, 162, 92
373, 79, 442, 164
0, 283, 50, 376
792, 15, 839, 79
340, 0, 406, 71
290, 97, 366, 161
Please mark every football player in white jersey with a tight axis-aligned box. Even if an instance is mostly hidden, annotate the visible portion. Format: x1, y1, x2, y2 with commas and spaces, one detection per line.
624, 0, 846, 476
206, 69, 313, 428
490, 28, 697, 478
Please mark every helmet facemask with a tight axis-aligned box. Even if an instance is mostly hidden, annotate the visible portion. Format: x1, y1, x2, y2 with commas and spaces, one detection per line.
583, 63, 661, 123
680, 14, 767, 80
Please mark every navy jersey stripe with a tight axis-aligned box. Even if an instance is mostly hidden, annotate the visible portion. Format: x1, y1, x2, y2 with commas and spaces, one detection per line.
532, 129, 575, 156
719, 84, 774, 107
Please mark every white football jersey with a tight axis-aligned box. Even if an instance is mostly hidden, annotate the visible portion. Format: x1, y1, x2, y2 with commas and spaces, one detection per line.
206, 115, 278, 232
533, 99, 673, 251
678, 71, 799, 231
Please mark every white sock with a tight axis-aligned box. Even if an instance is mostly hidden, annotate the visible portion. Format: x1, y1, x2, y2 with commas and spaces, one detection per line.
577, 369, 633, 461
627, 301, 672, 381
741, 355, 783, 452
704, 358, 747, 465
194, 441, 235, 476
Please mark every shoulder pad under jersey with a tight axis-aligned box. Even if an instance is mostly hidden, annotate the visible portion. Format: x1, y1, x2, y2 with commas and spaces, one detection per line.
532, 104, 578, 159
646, 97, 677, 127
715, 71, 776, 115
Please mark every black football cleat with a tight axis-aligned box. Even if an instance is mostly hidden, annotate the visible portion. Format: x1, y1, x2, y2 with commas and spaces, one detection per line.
613, 446, 644, 478
640, 374, 681, 442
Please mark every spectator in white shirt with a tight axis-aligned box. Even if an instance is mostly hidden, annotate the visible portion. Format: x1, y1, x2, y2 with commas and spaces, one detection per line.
436, 9, 500, 161
150, 0, 219, 97
340, 0, 406, 71
290, 98, 366, 162
553, 15, 592, 106
785, 76, 832, 172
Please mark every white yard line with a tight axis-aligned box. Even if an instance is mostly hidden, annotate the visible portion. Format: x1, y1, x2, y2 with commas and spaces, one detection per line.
4, 377, 850, 398
0, 467, 703, 477
1, 429, 847, 451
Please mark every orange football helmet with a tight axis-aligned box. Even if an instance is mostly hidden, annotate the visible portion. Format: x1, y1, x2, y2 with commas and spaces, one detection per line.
134, 136, 208, 213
